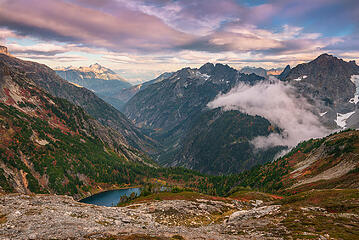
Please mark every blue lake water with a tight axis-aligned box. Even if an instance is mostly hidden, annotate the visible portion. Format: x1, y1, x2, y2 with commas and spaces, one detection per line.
79, 188, 141, 207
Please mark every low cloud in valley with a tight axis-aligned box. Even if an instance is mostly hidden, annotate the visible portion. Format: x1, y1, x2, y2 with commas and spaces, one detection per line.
208, 79, 331, 150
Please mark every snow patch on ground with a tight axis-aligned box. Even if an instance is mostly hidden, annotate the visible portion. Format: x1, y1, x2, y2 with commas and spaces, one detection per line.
335, 111, 355, 128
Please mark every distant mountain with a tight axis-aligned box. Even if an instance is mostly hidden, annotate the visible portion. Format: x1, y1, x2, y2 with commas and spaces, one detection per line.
266, 67, 284, 76
124, 63, 276, 174
114, 72, 173, 104
285, 54, 359, 129
240, 66, 268, 78
240, 66, 284, 79
56, 64, 131, 110
0, 54, 158, 154
56, 63, 129, 83
0, 58, 157, 198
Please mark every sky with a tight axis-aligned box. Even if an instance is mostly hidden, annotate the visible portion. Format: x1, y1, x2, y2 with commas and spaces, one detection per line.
0, 0, 358, 83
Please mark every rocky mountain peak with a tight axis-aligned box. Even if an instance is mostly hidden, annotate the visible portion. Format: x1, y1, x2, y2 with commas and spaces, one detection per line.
199, 62, 215, 74
311, 53, 343, 65
214, 63, 233, 71
278, 65, 291, 81
89, 63, 102, 70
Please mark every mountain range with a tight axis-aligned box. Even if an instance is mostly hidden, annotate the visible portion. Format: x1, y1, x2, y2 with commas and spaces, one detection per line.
121, 54, 359, 175
2, 49, 359, 187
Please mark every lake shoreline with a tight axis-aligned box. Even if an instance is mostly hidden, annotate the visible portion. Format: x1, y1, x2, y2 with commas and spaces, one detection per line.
78, 185, 142, 202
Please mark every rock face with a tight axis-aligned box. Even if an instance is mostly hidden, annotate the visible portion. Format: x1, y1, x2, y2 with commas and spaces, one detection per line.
286, 54, 358, 105
124, 63, 274, 174
0, 46, 8, 55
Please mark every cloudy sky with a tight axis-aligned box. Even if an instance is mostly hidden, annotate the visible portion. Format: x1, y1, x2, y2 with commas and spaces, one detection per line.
0, 0, 358, 83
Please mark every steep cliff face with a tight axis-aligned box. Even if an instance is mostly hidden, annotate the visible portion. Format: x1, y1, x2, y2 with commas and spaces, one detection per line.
286, 54, 358, 106
278, 65, 290, 81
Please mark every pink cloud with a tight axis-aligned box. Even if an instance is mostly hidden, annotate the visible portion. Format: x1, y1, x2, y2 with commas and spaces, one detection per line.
0, 0, 193, 52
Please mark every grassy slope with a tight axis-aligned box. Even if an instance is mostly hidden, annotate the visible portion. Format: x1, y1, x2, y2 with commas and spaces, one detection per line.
237, 129, 359, 194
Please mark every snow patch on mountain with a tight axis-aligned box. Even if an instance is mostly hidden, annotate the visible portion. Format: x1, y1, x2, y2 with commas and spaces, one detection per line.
349, 75, 359, 104
319, 111, 327, 117
335, 111, 355, 128
293, 75, 308, 81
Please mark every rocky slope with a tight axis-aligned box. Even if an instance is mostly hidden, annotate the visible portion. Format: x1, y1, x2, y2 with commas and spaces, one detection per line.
124, 63, 272, 174
1, 188, 358, 239
0, 53, 157, 153
56, 64, 131, 110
